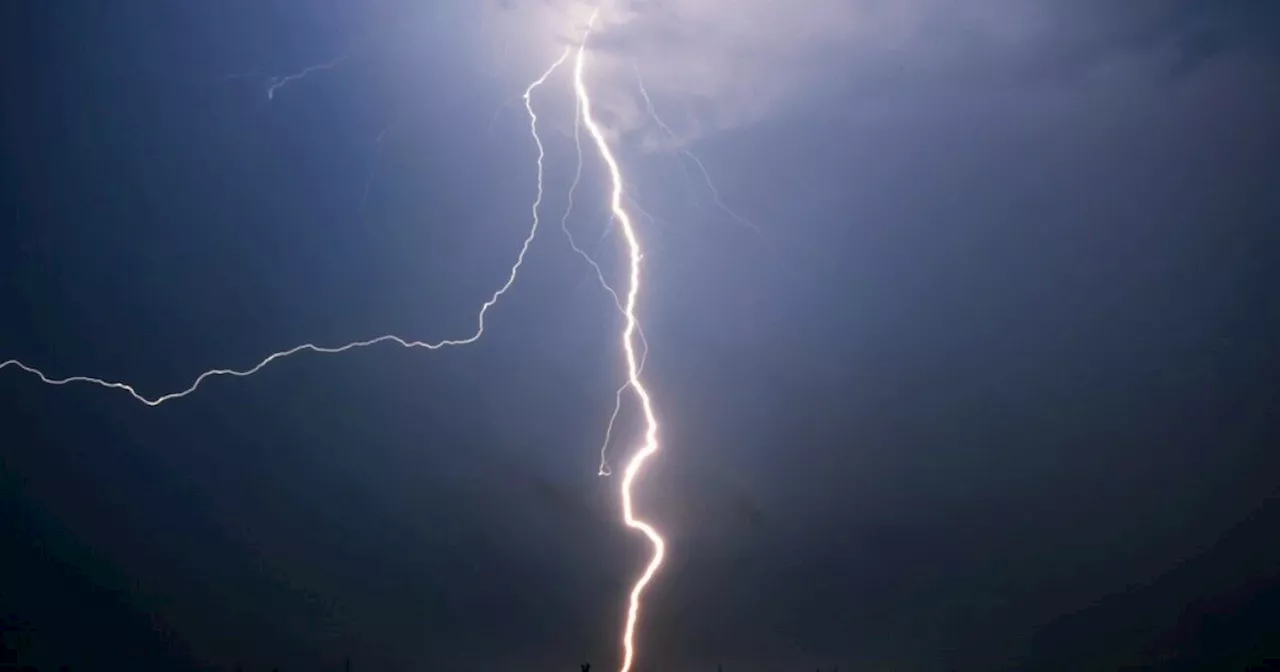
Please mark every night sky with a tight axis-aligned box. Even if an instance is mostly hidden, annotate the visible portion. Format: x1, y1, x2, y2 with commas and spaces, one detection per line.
2, 1, 1279, 670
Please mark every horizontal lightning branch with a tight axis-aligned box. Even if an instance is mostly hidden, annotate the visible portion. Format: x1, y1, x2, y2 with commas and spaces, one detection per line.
1, 49, 571, 407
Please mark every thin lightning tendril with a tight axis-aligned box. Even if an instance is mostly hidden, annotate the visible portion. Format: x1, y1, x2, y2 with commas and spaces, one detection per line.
360, 119, 399, 214
633, 65, 763, 240
633, 62, 697, 203
265, 51, 353, 101
575, 12, 665, 672
0, 50, 570, 406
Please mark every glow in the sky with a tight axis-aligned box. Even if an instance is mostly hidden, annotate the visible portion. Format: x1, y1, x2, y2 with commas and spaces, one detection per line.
2, 7, 687, 671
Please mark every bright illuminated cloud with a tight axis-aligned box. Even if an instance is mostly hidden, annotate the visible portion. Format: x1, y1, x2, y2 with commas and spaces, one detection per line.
465, 0, 907, 147
452, 0, 1269, 148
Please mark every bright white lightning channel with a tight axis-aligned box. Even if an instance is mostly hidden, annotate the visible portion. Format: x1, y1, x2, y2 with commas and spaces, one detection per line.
574, 12, 666, 672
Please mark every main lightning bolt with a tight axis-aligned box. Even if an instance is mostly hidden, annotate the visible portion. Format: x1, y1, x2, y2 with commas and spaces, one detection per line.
574, 12, 666, 672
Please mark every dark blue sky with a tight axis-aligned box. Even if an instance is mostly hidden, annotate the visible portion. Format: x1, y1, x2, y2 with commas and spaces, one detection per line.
2, 1, 1279, 670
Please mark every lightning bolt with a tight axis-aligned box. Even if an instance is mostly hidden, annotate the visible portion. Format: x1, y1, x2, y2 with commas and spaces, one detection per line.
0, 49, 570, 405
5, 10, 678, 672
574, 12, 666, 672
